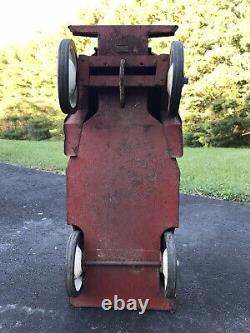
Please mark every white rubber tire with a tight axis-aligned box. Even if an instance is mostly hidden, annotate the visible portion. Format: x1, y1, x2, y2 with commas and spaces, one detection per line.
65, 229, 85, 297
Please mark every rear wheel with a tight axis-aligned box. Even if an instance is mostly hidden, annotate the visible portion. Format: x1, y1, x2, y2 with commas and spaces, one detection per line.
161, 230, 177, 299
65, 229, 85, 297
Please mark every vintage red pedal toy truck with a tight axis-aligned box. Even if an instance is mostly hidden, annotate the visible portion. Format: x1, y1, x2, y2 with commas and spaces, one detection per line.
57, 25, 187, 311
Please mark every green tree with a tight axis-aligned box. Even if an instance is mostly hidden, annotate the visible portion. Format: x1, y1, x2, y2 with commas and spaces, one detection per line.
0, 0, 249, 145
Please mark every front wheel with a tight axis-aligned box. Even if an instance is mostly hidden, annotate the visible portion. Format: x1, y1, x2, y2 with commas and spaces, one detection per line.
65, 229, 85, 297
58, 39, 78, 114
166, 41, 185, 117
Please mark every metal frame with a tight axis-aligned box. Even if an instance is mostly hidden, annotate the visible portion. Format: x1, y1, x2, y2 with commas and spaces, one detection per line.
64, 25, 183, 311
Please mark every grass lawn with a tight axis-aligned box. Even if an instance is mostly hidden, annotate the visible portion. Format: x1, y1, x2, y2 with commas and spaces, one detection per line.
0, 139, 249, 202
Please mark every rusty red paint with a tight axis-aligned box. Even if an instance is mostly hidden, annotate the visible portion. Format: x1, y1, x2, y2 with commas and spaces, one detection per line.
71, 267, 176, 311
163, 117, 183, 158
69, 25, 178, 56
64, 25, 183, 311
77, 55, 169, 87
69, 25, 178, 38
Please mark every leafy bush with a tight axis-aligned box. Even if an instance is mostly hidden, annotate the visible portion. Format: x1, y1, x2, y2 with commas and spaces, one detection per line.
184, 116, 250, 147
27, 119, 52, 140
0, 115, 53, 140
0, 100, 65, 140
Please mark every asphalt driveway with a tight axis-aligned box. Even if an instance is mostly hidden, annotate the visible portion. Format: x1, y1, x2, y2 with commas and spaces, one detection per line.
0, 163, 249, 333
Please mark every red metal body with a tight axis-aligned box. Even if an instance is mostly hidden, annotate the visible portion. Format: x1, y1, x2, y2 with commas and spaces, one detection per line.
64, 25, 183, 311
